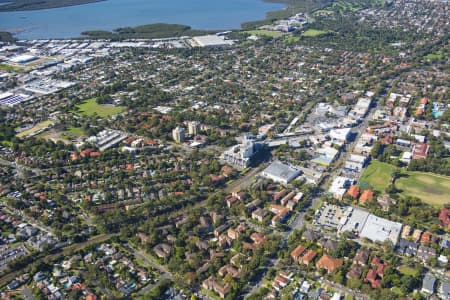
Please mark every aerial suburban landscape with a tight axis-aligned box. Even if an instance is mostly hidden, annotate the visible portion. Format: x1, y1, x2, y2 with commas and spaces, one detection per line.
0, 0, 449, 299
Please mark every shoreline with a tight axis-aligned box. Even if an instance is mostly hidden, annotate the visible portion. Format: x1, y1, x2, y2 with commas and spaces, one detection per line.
0, 0, 105, 12
0, 0, 329, 40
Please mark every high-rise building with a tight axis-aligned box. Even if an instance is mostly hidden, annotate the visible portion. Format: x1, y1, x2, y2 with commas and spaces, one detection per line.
172, 126, 186, 143
188, 121, 200, 136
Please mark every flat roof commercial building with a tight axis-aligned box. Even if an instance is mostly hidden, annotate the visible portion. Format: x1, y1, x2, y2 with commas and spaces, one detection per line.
359, 214, 402, 245
261, 161, 302, 185
315, 204, 403, 245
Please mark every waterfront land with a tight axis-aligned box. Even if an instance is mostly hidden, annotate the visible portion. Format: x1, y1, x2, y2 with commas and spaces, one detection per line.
0, 32, 15, 43
82, 23, 215, 40
0, 0, 104, 11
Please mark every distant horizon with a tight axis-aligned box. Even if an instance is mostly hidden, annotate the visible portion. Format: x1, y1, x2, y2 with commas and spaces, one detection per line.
0, 0, 285, 39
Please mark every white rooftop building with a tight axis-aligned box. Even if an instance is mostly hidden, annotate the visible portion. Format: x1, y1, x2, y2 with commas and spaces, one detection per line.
87, 129, 128, 151
9, 54, 38, 64
191, 35, 234, 47
359, 214, 402, 245
329, 128, 352, 142
339, 207, 370, 233
328, 176, 353, 199
261, 161, 302, 185
223, 141, 261, 168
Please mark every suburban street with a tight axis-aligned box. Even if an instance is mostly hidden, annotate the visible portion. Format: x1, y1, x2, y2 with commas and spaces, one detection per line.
126, 244, 174, 298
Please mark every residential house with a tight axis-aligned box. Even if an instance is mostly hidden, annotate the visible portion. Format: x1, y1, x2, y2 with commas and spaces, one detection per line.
273, 275, 290, 291
230, 253, 246, 267
347, 264, 362, 280
397, 239, 419, 257
300, 250, 318, 265
439, 208, 450, 229
365, 269, 381, 289
273, 189, 288, 202
302, 229, 321, 242
316, 255, 342, 273
412, 143, 430, 159
252, 208, 267, 222
365, 256, 388, 289
243, 232, 266, 250
354, 248, 370, 266
347, 185, 360, 199
412, 229, 423, 243
232, 190, 249, 201
318, 237, 339, 253
291, 245, 307, 261
214, 223, 231, 237
202, 277, 231, 299
225, 195, 238, 208
401, 225, 412, 239
359, 189, 374, 203
377, 194, 397, 211
195, 240, 209, 251
439, 280, 450, 300
153, 243, 172, 259
420, 231, 432, 244
227, 224, 246, 240
218, 265, 240, 278
417, 245, 436, 262
422, 273, 437, 294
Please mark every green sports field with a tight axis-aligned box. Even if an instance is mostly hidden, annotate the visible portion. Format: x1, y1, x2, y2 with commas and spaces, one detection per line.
301, 29, 330, 37
244, 30, 282, 37
74, 98, 125, 118
359, 161, 395, 192
396, 172, 450, 207
360, 161, 450, 207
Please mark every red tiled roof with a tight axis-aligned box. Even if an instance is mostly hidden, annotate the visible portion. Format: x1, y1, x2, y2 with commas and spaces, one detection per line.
420, 98, 429, 105
359, 189, 374, 203
365, 269, 381, 289
316, 254, 342, 273
439, 208, 450, 228
420, 231, 431, 244
379, 136, 393, 144
301, 249, 318, 265
347, 185, 360, 199
291, 245, 306, 260
412, 143, 429, 159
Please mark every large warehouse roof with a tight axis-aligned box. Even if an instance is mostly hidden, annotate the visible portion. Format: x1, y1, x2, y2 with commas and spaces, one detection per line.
359, 214, 402, 245
191, 35, 234, 47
